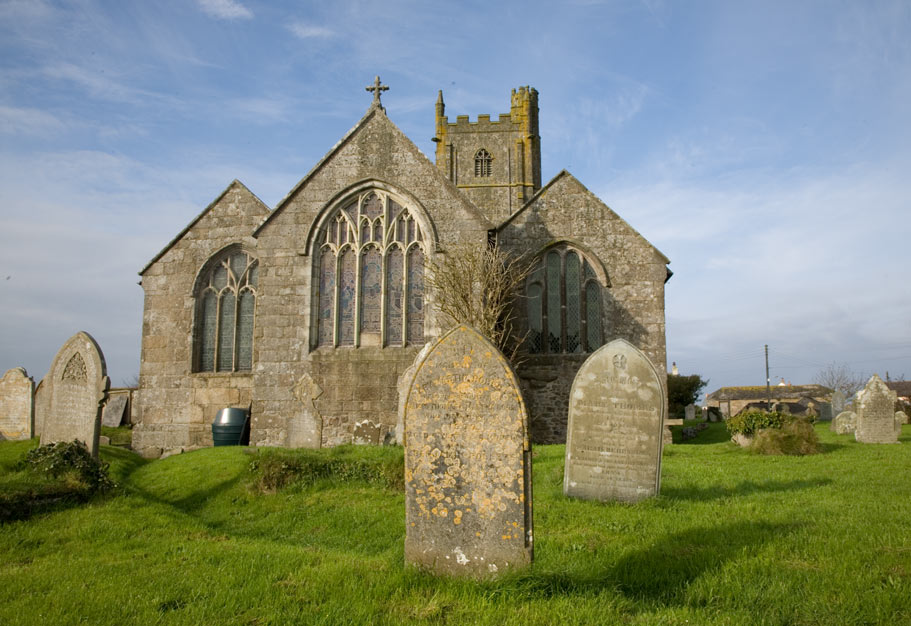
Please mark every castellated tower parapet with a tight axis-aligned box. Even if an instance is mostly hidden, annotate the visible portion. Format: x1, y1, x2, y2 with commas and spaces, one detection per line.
433, 86, 541, 224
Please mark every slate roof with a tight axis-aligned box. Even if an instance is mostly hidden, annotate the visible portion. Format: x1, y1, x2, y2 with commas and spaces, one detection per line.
706, 384, 833, 401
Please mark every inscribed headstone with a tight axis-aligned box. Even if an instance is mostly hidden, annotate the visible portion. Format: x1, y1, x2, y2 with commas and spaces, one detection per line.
832, 411, 856, 435
684, 403, 696, 421
396, 342, 433, 445
831, 390, 846, 415
101, 394, 128, 427
0, 368, 34, 440
40, 332, 109, 456
404, 325, 532, 577
855, 375, 899, 444
564, 338, 665, 503
288, 371, 323, 448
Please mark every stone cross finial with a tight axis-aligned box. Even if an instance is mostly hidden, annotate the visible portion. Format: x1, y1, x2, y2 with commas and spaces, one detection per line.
366, 75, 388, 108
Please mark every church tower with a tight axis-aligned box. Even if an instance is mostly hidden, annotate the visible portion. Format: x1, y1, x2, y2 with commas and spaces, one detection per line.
433, 86, 541, 223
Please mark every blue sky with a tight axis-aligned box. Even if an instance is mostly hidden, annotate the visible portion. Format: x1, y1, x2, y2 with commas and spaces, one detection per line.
1, 0, 909, 395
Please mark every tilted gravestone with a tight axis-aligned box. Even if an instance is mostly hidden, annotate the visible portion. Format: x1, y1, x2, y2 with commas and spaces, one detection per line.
0, 367, 34, 440
831, 390, 846, 415
101, 394, 128, 428
832, 411, 856, 435
403, 325, 532, 577
855, 375, 899, 444
684, 403, 696, 421
40, 332, 110, 456
564, 338, 665, 503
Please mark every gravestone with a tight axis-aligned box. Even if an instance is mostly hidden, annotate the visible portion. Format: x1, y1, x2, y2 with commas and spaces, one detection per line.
564, 338, 665, 503
40, 332, 110, 456
33, 379, 48, 437
854, 375, 899, 444
0, 367, 34, 440
818, 402, 833, 422
396, 342, 433, 446
831, 390, 846, 415
832, 411, 856, 435
101, 394, 128, 427
403, 325, 532, 577
685, 403, 696, 421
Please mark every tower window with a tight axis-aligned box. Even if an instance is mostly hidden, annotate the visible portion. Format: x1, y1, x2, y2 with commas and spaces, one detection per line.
474, 149, 492, 177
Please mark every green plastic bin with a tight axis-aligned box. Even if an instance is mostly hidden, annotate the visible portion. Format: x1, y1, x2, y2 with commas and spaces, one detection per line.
212, 408, 250, 446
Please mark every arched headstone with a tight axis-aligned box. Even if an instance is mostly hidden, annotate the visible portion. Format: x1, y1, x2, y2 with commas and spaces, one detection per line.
40, 332, 109, 456
0, 368, 34, 440
404, 325, 532, 577
564, 338, 665, 503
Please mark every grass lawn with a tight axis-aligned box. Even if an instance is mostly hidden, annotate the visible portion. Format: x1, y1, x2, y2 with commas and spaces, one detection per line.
1, 422, 910, 625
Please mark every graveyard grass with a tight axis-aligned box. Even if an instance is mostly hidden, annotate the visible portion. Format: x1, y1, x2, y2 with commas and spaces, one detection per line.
1, 423, 910, 625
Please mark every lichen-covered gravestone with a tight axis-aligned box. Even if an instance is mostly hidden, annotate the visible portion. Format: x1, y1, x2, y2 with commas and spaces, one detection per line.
0, 367, 34, 440
40, 332, 110, 456
564, 338, 665, 503
101, 394, 128, 428
404, 325, 532, 577
832, 411, 856, 434
854, 375, 899, 444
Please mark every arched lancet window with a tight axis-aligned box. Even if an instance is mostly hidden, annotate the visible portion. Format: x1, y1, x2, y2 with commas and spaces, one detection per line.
474, 149, 492, 177
194, 248, 258, 372
526, 246, 603, 354
316, 191, 427, 348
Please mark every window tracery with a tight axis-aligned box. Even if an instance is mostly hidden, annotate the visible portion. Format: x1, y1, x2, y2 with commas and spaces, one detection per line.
194, 248, 258, 372
526, 246, 603, 354
317, 191, 426, 348
474, 149, 492, 177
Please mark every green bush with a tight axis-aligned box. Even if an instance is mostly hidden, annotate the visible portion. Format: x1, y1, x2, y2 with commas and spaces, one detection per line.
751, 418, 820, 456
726, 410, 789, 436
248, 445, 404, 494
19, 440, 116, 493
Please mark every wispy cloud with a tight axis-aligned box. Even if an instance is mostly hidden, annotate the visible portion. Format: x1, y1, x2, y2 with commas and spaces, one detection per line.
196, 0, 253, 20
288, 22, 334, 40
0, 105, 65, 136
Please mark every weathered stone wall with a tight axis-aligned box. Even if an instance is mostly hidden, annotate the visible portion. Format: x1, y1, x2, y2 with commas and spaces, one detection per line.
0, 367, 34, 440
249, 109, 492, 449
498, 172, 669, 442
133, 181, 269, 457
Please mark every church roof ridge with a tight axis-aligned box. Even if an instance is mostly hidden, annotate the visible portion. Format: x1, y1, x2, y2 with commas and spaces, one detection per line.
139, 179, 269, 276
495, 170, 670, 265
254, 105, 492, 236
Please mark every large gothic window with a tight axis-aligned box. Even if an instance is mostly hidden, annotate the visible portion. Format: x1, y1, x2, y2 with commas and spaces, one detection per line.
194, 248, 258, 372
317, 191, 426, 348
526, 246, 603, 354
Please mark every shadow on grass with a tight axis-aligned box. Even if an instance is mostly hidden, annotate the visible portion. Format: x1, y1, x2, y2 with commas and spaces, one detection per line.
507, 520, 796, 605
661, 478, 832, 502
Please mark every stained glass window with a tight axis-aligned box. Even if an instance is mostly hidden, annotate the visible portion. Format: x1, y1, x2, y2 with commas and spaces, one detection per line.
407, 248, 424, 344
316, 190, 426, 349
527, 246, 604, 354
360, 247, 382, 334
194, 249, 258, 372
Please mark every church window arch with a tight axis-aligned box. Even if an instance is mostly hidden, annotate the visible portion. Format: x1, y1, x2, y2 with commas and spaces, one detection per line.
316, 190, 427, 348
474, 149, 492, 177
526, 245, 603, 354
194, 248, 258, 372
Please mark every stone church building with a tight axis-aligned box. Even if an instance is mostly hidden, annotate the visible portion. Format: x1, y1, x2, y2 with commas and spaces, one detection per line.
133, 82, 670, 458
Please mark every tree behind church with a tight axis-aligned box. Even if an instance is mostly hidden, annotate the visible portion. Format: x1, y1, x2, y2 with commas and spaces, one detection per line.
668, 373, 709, 418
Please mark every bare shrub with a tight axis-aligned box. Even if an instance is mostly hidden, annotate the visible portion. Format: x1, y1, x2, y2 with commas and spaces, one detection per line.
424, 243, 532, 359
751, 418, 820, 456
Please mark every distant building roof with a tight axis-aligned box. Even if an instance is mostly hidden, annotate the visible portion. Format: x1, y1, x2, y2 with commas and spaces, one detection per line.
885, 381, 911, 398
706, 384, 833, 402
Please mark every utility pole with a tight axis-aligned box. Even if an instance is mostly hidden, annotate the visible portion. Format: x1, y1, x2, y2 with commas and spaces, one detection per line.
765, 344, 772, 411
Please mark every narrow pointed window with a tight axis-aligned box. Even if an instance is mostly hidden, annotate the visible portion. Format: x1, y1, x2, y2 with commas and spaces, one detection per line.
474, 149, 492, 177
